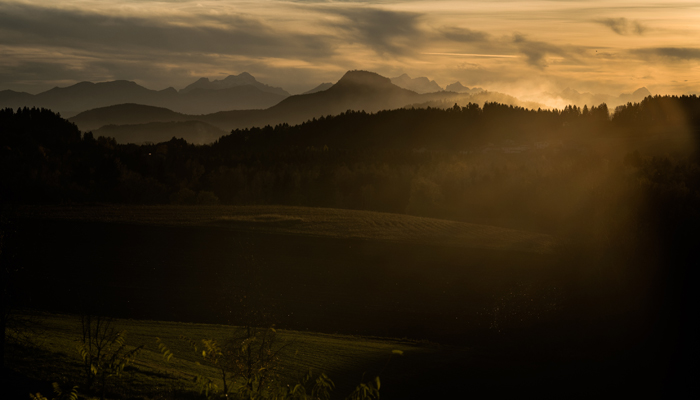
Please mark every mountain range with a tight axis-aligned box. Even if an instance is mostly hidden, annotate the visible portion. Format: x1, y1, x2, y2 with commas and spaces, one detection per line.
550, 87, 653, 109
0, 73, 289, 117
179, 72, 289, 97
391, 74, 444, 93
71, 70, 543, 143
445, 82, 485, 95
3, 69, 656, 145
389, 74, 484, 95
70, 71, 454, 134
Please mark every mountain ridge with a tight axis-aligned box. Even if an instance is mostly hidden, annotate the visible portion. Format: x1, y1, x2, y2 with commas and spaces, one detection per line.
69, 70, 542, 137
0, 74, 289, 116
180, 72, 290, 97
551, 86, 653, 108
70, 70, 446, 131
302, 83, 333, 95
445, 82, 484, 94
391, 73, 444, 93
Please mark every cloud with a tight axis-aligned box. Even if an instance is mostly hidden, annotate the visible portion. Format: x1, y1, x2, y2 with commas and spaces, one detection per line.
322, 7, 424, 56
631, 47, 700, 61
595, 18, 648, 36
1, 0, 697, 99
0, 2, 433, 93
512, 34, 572, 69
439, 27, 491, 43
0, 52, 212, 93
0, 2, 336, 60
0, 60, 92, 89
430, 28, 582, 70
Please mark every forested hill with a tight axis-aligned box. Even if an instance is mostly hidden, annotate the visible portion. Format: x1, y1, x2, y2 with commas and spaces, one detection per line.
217, 95, 699, 151
1, 96, 699, 232
219, 102, 609, 151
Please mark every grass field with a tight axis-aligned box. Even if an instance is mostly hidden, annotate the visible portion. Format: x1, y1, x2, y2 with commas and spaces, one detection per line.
4, 205, 577, 398
7, 311, 469, 399
9, 205, 559, 342
14, 204, 555, 253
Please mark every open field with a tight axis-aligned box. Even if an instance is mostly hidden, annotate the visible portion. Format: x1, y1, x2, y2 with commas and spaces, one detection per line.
9, 205, 558, 343
6, 204, 671, 398
7, 311, 447, 399
14, 204, 555, 253
7, 308, 651, 400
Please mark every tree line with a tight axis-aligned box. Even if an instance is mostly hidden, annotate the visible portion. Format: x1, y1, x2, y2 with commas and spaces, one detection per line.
1, 96, 698, 231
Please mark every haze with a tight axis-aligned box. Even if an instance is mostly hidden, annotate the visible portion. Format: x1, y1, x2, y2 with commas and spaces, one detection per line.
1, 0, 698, 107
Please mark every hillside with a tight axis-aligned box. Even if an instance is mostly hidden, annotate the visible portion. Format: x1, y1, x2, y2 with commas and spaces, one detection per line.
16, 204, 555, 254
69, 103, 191, 131
12, 204, 558, 343
302, 82, 334, 94
179, 85, 286, 114
93, 120, 228, 145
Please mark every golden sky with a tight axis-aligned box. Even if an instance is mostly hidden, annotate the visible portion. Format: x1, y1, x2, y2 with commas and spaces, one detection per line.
1, 0, 698, 102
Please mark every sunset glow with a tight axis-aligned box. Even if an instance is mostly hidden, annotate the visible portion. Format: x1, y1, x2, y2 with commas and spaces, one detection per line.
1, 0, 699, 102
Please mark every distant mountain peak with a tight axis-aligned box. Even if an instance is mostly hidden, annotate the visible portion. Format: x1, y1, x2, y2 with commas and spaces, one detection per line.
103, 80, 141, 87
391, 73, 443, 94
159, 87, 178, 95
633, 87, 651, 96
222, 72, 255, 84
335, 70, 393, 88
445, 82, 465, 91
445, 82, 484, 94
180, 72, 289, 96
561, 87, 582, 96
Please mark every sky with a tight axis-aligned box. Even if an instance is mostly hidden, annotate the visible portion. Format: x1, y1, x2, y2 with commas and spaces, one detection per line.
1, 0, 699, 104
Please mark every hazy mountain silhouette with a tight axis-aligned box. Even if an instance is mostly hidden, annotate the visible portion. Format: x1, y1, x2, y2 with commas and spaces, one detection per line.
445, 82, 484, 94
0, 80, 175, 117
0, 74, 289, 116
617, 88, 653, 104
71, 70, 463, 133
265, 70, 432, 117
0, 89, 35, 106
93, 120, 227, 145
302, 83, 334, 95
407, 91, 545, 111
391, 73, 444, 93
177, 85, 287, 114
201, 70, 472, 131
552, 87, 652, 108
69, 70, 553, 140
180, 72, 290, 97
70, 103, 190, 131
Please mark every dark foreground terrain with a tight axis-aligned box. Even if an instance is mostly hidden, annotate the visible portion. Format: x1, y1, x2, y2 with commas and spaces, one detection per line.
3, 96, 699, 397
12, 206, 555, 342
3, 205, 693, 398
